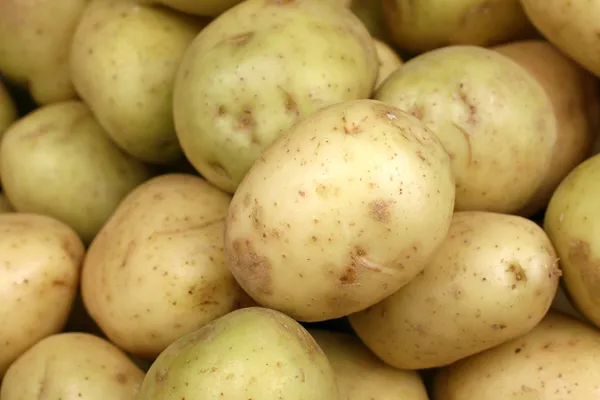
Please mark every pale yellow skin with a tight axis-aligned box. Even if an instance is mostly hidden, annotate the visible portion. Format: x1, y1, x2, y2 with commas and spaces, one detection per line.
376, 45, 557, 214
82, 173, 244, 359
494, 40, 600, 217
0, 213, 84, 377
0, 101, 151, 243
141, 0, 243, 17
309, 330, 429, 400
0, 0, 86, 104
544, 153, 600, 329
138, 307, 340, 399
1, 333, 144, 399
0, 80, 17, 137
433, 312, 600, 399
0, 194, 13, 214
374, 39, 403, 90
225, 99, 455, 322
349, 211, 560, 370
173, 0, 378, 193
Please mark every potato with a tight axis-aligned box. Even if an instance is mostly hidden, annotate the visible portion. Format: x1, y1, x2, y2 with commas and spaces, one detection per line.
0, 0, 86, 104
138, 307, 340, 399
173, 0, 378, 193
82, 173, 244, 359
0, 213, 84, 377
0, 193, 13, 214
309, 330, 429, 400
375, 45, 557, 214
494, 40, 600, 216
433, 311, 600, 399
71, 0, 206, 164
0, 80, 17, 136
382, 0, 534, 54
225, 99, 455, 322
544, 153, 600, 329
374, 39, 403, 90
141, 0, 243, 17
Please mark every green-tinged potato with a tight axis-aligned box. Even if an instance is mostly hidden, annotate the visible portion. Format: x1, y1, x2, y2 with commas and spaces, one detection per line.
0, 101, 152, 243
374, 39, 403, 90
1, 333, 144, 399
138, 307, 340, 399
0, 194, 13, 214
544, 153, 600, 329
71, 0, 206, 164
551, 284, 587, 322
382, 0, 534, 54
225, 99, 455, 322
0, 80, 17, 136
494, 40, 600, 216
309, 330, 429, 400
82, 173, 244, 359
433, 312, 600, 399
350, 0, 389, 41
141, 0, 243, 17
0, 213, 84, 377
376, 45, 557, 214
0, 0, 86, 104
173, 0, 378, 193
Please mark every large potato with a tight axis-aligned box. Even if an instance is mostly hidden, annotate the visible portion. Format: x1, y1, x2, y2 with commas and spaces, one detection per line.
82, 173, 244, 359
0, 213, 84, 377
71, 0, 206, 164
0, 333, 144, 399
374, 39, 403, 90
173, 0, 378, 193
376, 45, 557, 214
310, 330, 429, 400
225, 99, 455, 322
349, 211, 560, 370
0, 80, 17, 136
494, 40, 600, 216
0, 0, 86, 104
433, 312, 600, 399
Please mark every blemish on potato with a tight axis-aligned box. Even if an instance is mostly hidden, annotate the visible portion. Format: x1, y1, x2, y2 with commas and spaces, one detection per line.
341, 114, 364, 135
236, 109, 259, 144
281, 89, 300, 117
224, 31, 254, 46
229, 239, 272, 296
155, 367, 169, 382
208, 161, 231, 180
568, 240, 599, 296
116, 372, 128, 384
119, 241, 137, 269
491, 324, 507, 330
339, 267, 357, 285
408, 104, 425, 121
369, 199, 392, 222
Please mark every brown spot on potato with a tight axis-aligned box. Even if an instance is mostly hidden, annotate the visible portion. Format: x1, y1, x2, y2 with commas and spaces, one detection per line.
217, 105, 227, 116
237, 108, 259, 144
250, 203, 263, 230
408, 104, 425, 120
282, 89, 300, 117
155, 368, 169, 382
457, 83, 477, 125
119, 241, 137, 269
369, 199, 392, 222
229, 239, 272, 295
569, 239, 599, 296
51, 279, 68, 287
341, 114, 365, 135
298, 190, 306, 197
507, 262, 527, 287
491, 324, 507, 330
339, 267, 357, 285
225, 32, 254, 46
452, 123, 473, 165
116, 373, 128, 384
208, 161, 231, 180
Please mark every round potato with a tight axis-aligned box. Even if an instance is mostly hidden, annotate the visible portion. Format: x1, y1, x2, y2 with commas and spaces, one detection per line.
0, 80, 17, 136
82, 173, 244, 359
0, 101, 152, 243
142, 0, 243, 17
374, 39, 403, 90
0, 213, 84, 377
173, 0, 378, 193
494, 40, 600, 216
71, 0, 206, 164
375, 45, 557, 214
309, 330, 429, 400
225, 99, 455, 322
1, 332, 144, 399
433, 311, 600, 399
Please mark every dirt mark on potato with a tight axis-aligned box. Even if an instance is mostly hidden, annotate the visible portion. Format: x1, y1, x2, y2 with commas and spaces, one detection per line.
229, 239, 273, 296
369, 199, 392, 222
568, 239, 600, 300
507, 262, 527, 289
281, 88, 300, 117
408, 104, 425, 121
457, 83, 478, 125
224, 32, 254, 46
237, 108, 260, 144
342, 113, 366, 135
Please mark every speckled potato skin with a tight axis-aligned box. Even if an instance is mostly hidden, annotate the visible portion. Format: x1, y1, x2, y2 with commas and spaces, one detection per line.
224, 99, 455, 322
0, 80, 17, 138
374, 39, 403, 89
433, 312, 600, 399
349, 211, 560, 370
0, 101, 151, 244
70, 0, 205, 164
148, 0, 243, 17
544, 154, 600, 329
376, 45, 557, 214
0, 0, 86, 104
82, 173, 244, 359
173, 0, 378, 193
0, 333, 144, 399
309, 330, 429, 400
0, 213, 84, 377
138, 307, 340, 399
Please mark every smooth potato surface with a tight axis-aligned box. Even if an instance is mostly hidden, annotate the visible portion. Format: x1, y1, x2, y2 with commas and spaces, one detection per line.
374, 39, 403, 89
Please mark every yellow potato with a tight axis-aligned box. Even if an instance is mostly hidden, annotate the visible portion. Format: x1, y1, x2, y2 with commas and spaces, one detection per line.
309, 330, 429, 400
433, 312, 600, 399
225, 99, 455, 322
0, 213, 84, 377
374, 39, 403, 89
1, 333, 144, 399
141, 0, 243, 17
82, 173, 244, 359
0, 80, 17, 137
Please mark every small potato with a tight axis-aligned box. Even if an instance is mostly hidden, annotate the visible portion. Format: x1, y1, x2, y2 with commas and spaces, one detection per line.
0, 333, 144, 399
71, 0, 206, 164
374, 39, 403, 89
82, 173, 244, 359
376, 45, 557, 214
225, 99, 455, 322
142, 0, 243, 17
0, 0, 86, 104
0, 194, 13, 214
310, 330, 429, 400
0, 80, 17, 137
349, 211, 561, 370
433, 312, 600, 399
0, 213, 84, 377
0, 101, 152, 243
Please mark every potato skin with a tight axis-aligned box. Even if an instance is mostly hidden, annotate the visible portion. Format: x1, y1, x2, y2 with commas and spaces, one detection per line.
0, 213, 84, 377
225, 99, 455, 322
0, 333, 144, 399
374, 39, 403, 89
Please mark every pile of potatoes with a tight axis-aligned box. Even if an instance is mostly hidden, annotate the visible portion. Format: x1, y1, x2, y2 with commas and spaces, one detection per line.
1, 0, 600, 398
